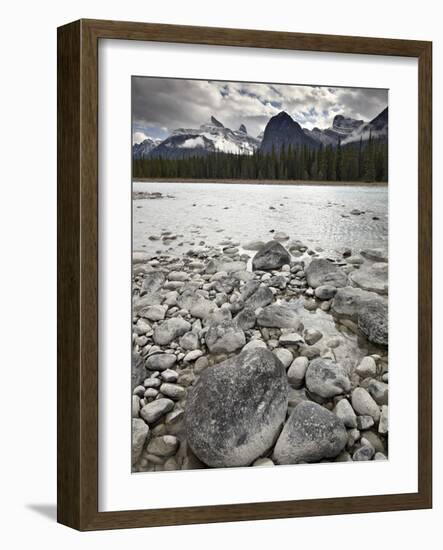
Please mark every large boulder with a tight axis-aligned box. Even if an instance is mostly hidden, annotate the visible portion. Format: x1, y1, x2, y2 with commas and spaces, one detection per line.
349, 262, 388, 295
305, 258, 348, 288
185, 348, 289, 467
331, 286, 385, 321
358, 301, 388, 346
257, 304, 302, 330
252, 241, 291, 271
273, 401, 347, 464
153, 317, 192, 345
305, 358, 351, 398
205, 320, 246, 354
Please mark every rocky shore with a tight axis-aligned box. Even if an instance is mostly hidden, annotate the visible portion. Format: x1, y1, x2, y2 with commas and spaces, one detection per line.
132, 236, 389, 472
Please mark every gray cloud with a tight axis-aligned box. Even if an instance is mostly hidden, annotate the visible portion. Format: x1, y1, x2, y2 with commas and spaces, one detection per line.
132, 77, 388, 139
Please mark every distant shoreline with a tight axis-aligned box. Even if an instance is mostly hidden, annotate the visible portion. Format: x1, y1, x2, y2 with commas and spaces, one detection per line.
133, 178, 388, 187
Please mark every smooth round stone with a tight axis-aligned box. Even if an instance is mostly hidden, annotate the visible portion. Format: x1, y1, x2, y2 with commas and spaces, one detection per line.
145, 353, 177, 371
243, 339, 268, 352
184, 349, 204, 363
273, 401, 347, 464
287, 356, 309, 388
132, 418, 150, 465
305, 358, 351, 398
304, 328, 323, 346
185, 348, 288, 467
353, 444, 375, 461
153, 318, 192, 346
367, 379, 389, 405
144, 377, 161, 388
140, 398, 174, 424
351, 388, 380, 422
273, 347, 293, 368
314, 285, 337, 300
160, 383, 186, 400
179, 331, 200, 351
334, 398, 357, 428
160, 369, 178, 383
355, 356, 377, 378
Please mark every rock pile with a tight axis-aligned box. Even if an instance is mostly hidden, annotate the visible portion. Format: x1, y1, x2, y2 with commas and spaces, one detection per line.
132, 238, 389, 472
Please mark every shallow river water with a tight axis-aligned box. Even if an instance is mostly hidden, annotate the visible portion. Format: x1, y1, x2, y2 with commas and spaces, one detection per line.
133, 181, 388, 258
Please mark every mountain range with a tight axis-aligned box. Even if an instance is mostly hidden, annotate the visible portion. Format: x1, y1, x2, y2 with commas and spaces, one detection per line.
133, 108, 388, 160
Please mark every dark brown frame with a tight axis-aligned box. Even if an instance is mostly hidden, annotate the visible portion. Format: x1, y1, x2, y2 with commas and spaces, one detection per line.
57, 18, 432, 531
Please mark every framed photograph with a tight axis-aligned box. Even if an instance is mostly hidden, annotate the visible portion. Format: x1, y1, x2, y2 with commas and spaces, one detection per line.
57, 19, 432, 530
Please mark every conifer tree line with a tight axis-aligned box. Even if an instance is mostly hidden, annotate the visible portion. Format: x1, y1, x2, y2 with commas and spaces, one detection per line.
133, 136, 388, 183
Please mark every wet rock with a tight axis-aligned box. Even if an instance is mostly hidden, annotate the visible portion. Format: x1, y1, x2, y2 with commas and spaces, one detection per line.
358, 301, 388, 346
243, 240, 265, 251
273, 401, 347, 464
304, 329, 323, 346
153, 318, 192, 345
361, 248, 388, 262
349, 262, 388, 295
185, 348, 288, 467
252, 241, 291, 271
142, 271, 166, 293
314, 285, 337, 300
205, 320, 246, 354
331, 286, 385, 322
145, 353, 177, 371
132, 418, 150, 465
257, 305, 302, 330
305, 258, 348, 288
334, 398, 357, 428
351, 388, 380, 422
140, 398, 174, 424
305, 358, 351, 399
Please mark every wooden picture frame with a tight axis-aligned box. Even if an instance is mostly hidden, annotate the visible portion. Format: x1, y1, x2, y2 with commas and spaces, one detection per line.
57, 19, 432, 531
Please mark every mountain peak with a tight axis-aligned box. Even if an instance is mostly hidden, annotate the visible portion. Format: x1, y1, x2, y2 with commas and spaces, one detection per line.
210, 116, 224, 128
239, 123, 247, 134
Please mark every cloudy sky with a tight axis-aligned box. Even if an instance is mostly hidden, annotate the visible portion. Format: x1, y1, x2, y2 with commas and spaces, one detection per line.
132, 77, 388, 144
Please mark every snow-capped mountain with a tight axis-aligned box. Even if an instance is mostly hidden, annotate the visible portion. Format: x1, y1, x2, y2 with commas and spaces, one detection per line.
133, 137, 163, 159
146, 116, 260, 159
304, 109, 388, 146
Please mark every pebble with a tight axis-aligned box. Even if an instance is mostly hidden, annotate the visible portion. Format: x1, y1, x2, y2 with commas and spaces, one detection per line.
334, 398, 357, 428
147, 435, 180, 457
140, 398, 174, 424
287, 357, 309, 388
160, 383, 186, 400
355, 356, 377, 378
184, 349, 204, 362
351, 388, 381, 422
273, 348, 293, 368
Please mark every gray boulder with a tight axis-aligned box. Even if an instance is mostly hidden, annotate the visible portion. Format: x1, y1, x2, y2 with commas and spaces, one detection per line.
185, 348, 288, 467
132, 418, 149, 465
358, 301, 388, 346
331, 286, 385, 322
305, 259, 348, 288
153, 318, 192, 345
257, 304, 302, 329
205, 320, 246, 354
252, 241, 291, 271
273, 401, 347, 464
349, 262, 388, 295
305, 358, 351, 398
234, 307, 256, 330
